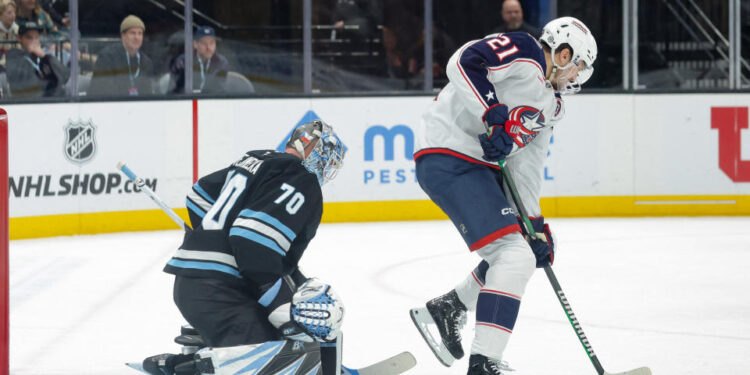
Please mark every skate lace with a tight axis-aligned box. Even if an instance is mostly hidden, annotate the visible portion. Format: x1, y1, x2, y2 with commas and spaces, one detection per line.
451, 309, 467, 340
489, 358, 515, 374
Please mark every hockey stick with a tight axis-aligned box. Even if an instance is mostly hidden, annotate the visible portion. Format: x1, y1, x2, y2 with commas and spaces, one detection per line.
498, 160, 651, 375
117, 162, 192, 231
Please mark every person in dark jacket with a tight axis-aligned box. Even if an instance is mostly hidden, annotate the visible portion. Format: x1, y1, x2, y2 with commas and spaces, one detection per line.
169, 26, 228, 94
491, 0, 538, 37
5, 20, 68, 98
88, 15, 155, 97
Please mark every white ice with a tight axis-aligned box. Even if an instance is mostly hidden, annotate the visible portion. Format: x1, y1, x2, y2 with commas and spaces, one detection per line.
9, 217, 750, 374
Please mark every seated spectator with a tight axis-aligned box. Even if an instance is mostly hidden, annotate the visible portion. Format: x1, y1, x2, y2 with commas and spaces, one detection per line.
492, 0, 538, 37
5, 20, 68, 97
39, 0, 67, 30
0, 1, 19, 56
14, 0, 58, 37
170, 26, 228, 94
88, 15, 155, 97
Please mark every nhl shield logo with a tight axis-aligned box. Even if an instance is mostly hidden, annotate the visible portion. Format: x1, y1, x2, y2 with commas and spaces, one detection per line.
64, 119, 96, 164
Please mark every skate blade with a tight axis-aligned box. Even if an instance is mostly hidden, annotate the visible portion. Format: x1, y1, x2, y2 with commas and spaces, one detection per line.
125, 362, 148, 374
409, 307, 455, 367
604, 367, 652, 375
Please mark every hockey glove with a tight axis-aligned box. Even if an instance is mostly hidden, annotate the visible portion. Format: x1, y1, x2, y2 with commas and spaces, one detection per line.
518, 216, 556, 268
478, 104, 522, 162
268, 278, 344, 343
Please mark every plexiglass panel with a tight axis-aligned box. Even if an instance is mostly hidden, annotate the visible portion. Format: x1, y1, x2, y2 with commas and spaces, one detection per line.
741, 0, 750, 88
77, 1, 183, 98
312, 0, 424, 92
192, 0, 303, 95
557, 0, 624, 89
637, 0, 730, 89
1, 0, 72, 100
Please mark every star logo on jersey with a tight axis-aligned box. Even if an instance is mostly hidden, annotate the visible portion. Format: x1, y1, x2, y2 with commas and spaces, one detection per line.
508, 106, 546, 146
63, 119, 97, 165
521, 111, 543, 131
509, 106, 546, 131
485, 90, 495, 102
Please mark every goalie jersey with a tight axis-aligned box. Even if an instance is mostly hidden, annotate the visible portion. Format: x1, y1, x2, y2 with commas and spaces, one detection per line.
414, 32, 564, 217
164, 150, 323, 291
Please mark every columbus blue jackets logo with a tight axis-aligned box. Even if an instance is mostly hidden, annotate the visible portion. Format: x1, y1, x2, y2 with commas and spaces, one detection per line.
508, 106, 545, 146
64, 119, 96, 164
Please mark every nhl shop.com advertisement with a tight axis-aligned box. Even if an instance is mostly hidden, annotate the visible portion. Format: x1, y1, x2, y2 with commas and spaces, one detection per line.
6, 101, 192, 218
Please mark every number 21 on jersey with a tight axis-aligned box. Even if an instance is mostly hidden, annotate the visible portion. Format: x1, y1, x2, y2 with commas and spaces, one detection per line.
486, 34, 518, 62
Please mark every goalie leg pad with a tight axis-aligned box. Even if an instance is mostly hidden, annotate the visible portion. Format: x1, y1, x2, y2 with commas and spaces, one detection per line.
194, 340, 320, 375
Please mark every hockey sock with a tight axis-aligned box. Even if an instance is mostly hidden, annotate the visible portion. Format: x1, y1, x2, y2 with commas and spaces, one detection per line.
454, 260, 489, 311
471, 232, 535, 360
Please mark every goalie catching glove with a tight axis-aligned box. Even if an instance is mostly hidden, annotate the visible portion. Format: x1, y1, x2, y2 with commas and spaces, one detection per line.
269, 278, 344, 342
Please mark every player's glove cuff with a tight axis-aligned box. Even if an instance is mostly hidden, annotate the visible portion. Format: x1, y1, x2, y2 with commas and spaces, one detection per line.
518, 216, 556, 268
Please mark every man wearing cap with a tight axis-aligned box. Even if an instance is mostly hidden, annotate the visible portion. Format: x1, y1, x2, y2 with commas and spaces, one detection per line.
89, 14, 155, 97
5, 20, 69, 98
169, 25, 229, 94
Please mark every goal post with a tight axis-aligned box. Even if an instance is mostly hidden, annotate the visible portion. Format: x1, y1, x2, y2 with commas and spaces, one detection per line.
0, 108, 8, 375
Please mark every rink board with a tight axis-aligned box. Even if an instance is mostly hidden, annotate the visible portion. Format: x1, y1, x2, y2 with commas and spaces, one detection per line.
4, 94, 750, 238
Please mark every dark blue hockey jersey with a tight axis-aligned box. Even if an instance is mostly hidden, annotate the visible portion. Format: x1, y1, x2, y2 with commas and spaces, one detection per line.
164, 150, 323, 295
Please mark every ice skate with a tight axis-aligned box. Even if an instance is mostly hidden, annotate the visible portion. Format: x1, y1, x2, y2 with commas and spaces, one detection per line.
467, 354, 514, 375
409, 289, 467, 366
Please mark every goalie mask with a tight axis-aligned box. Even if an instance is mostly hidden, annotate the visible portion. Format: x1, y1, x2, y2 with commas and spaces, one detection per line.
286, 120, 345, 185
539, 16, 598, 94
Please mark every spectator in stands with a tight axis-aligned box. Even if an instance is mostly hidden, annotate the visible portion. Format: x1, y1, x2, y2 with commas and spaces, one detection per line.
0, 1, 19, 56
5, 20, 68, 97
89, 15, 155, 97
14, 0, 58, 36
39, 0, 67, 30
332, 0, 381, 42
381, 0, 422, 81
492, 0, 538, 36
169, 26, 228, 94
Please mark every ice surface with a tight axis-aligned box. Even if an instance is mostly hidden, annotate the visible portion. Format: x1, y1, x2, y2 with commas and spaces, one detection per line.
9, 217, 750, 374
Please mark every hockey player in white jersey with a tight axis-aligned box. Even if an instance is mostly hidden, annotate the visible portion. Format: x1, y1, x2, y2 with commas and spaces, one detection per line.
409, 17, 597, 374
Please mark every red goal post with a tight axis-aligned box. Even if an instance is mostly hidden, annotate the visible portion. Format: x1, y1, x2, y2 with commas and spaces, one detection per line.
0, 108, 8, 375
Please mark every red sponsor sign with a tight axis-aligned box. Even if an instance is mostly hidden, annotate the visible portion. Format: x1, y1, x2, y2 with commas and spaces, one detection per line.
711, 107, 750, 182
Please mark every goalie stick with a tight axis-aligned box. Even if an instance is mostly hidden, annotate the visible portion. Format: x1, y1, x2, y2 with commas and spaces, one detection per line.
117, 162, 191, 230
126, 351, 416, 375
498, 160, 651, 375
117, 162, 417, 375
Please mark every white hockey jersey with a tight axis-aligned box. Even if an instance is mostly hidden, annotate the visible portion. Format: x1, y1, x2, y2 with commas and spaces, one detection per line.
415, 32, 564, 217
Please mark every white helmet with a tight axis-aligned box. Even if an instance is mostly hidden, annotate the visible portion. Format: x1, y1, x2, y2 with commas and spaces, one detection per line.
539, 17, 598, 94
